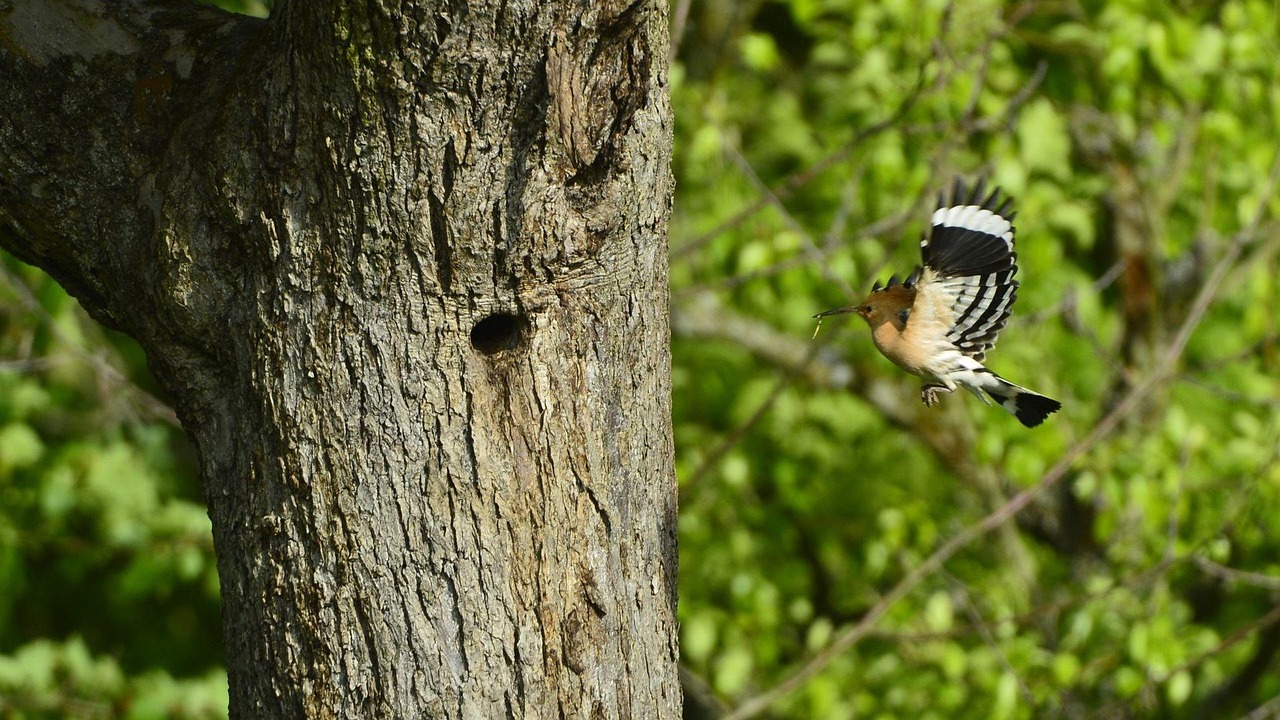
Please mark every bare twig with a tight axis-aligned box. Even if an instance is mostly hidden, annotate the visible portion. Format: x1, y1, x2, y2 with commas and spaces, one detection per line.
672, 65, 931, 261
0, 357, 59, 372
860, 542, 1196, 646
1018, 259, 1128, 326
1176, 377, 1280, 410
1192, 557, 1280, 592
944, 572, 1035, 703
0, 260, 180, 427
669, 0, 693, 62
681, 664, 729, 720
973, 59, 1048, 135
1237, 693, 1280, 720
674, 171, 923, 301
1183, 332, 1279, 372
722, 144, 859, 297
1173, 604, 1280, 714
1164, 435, 1193, 566
679, 342, 821, 493
672, 292, 854, 390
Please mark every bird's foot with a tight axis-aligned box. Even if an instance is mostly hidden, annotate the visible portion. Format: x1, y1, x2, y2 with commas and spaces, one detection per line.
921, 384, 948, 407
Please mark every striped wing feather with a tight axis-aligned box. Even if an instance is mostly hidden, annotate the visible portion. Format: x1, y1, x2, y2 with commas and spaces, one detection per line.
912, 178, 1020, 361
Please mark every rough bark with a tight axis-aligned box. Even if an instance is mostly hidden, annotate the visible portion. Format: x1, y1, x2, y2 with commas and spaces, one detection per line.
0, 0, 680, 717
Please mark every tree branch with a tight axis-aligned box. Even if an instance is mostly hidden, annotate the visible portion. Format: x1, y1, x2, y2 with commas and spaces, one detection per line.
0, 1, 266, 346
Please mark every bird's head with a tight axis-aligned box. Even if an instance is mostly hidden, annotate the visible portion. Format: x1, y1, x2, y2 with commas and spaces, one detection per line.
814, 271, 917, 329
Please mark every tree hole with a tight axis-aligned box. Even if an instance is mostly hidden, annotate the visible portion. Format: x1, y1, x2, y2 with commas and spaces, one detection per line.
470, 313, 523, 355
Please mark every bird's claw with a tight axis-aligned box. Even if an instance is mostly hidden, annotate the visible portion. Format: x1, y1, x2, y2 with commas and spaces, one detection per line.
921, 385, 944, 407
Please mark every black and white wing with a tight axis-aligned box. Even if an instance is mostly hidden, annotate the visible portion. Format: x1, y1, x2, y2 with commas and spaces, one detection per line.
912, 178, 1019, 361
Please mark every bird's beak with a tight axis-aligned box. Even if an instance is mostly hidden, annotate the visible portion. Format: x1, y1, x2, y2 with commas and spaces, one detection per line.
813, 305, 865, 339
813, 306, 861, 318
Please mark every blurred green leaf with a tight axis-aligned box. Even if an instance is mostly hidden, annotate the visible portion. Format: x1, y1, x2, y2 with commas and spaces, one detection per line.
0, 422, 44, 471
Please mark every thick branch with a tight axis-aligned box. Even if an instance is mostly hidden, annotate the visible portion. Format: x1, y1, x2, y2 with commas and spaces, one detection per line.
0, 0, 264, 346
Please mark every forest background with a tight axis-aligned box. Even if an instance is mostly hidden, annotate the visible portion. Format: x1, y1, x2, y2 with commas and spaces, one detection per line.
2, 0, 1279, 718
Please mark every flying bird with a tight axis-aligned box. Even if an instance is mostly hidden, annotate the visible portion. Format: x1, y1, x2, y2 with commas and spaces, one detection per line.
815, 178, 1061, 427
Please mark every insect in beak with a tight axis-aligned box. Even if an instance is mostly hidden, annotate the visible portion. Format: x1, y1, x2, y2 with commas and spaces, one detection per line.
811, 305, 865, 339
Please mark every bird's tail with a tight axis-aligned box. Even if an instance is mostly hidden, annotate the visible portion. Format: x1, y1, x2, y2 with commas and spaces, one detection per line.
982, 376, 1061, 428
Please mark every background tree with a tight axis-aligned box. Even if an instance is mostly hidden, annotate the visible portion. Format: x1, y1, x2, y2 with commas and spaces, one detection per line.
4, 1, 1280, 720
0, 0, 679, 718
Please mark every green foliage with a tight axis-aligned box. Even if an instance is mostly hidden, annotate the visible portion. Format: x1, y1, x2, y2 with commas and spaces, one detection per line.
199, 0, 270, 17
0, 637, 227, 720
0, 257, 222, 719
671, 0, 1280, 717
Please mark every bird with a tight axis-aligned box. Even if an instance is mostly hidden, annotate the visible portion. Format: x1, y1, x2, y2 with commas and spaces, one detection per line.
814, 177, 1061, 427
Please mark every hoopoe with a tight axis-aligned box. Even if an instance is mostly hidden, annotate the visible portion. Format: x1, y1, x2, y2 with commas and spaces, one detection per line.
816, 178, 1061, 427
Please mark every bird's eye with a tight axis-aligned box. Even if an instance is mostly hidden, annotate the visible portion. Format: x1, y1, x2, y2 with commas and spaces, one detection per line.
862, 305, 872, 313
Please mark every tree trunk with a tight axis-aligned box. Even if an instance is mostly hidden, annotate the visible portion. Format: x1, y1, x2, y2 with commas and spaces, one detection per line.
0, 1, 680, 717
